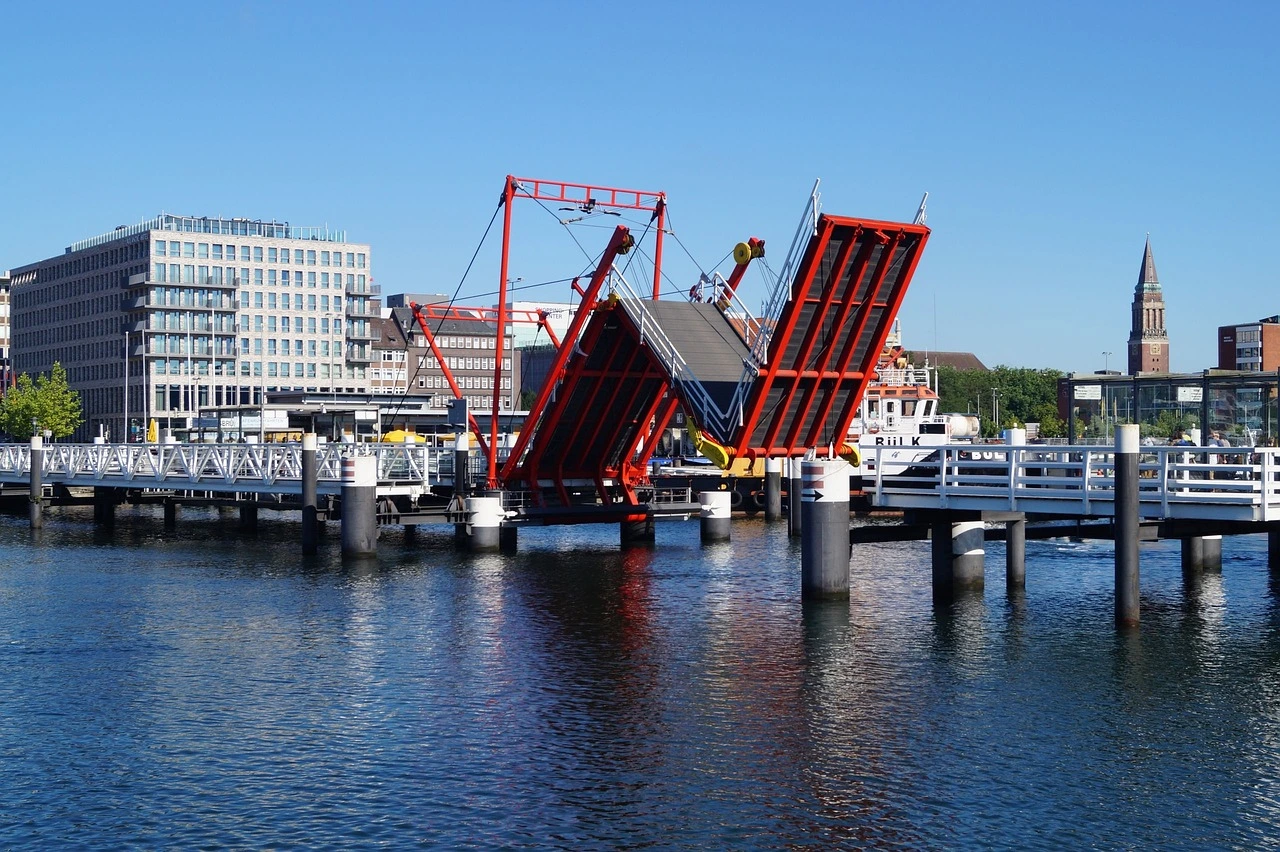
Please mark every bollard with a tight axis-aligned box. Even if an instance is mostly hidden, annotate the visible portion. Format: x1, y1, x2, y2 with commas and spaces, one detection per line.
29, 435, 43, 530
1114, 424, 1140, 626
341, 454, 378, 556
465, 494, 503, 552
302, 433, 319, 555
801, 460, 851, 600
788, 457, 803, 538
765, 458, 783, 522
699, 490, 732, 543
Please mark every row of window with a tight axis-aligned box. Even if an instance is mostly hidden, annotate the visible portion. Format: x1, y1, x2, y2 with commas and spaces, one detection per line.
409, 374, 511, 390
152, 264, 369, 290
421, 356, 512, 372
152, 378, 368, 413
153, 241, 366, 269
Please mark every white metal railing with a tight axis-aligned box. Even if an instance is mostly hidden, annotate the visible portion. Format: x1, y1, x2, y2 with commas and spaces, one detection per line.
750, 179, 821, 367
868, 443, 1280, 522
0, 443, 444, 495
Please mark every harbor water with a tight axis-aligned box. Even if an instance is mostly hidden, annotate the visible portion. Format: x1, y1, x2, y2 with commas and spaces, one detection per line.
3, 508, 1280, 848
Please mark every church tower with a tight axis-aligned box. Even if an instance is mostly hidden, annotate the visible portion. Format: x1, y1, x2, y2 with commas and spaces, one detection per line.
1127, 236, 1169, 374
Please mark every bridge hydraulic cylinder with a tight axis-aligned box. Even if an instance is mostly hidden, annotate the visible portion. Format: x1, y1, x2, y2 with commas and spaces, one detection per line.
341, 455, 378, 556
465, 494, 503, 552
1115, 424, 1140, 627
801, 460, 851, 600
788, 457, 803, 538
302, 433, 319, 555
699, 490, 732, 543
765, 457, 783, 522
28, 435, 42, 530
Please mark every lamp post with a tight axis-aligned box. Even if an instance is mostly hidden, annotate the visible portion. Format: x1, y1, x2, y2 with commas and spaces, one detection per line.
1103, 351, 1113, 373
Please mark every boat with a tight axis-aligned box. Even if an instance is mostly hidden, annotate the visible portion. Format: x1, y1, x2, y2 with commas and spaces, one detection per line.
847, 321, 979, 482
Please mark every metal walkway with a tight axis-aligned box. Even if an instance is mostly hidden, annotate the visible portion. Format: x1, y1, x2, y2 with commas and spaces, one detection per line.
0, 443, 438, 497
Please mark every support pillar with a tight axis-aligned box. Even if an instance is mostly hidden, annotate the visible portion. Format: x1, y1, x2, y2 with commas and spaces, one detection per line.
341, 455, 378, 556
620, 516, 655, 547
453, 431, 470, 500
1114, 424, 1140, 627
1006, 518, 1026, 591
28, 434, 43, 530
1270, 530, 1280, 572
94, 487, 115, 527
932, 519, 985, 593
499, 524, 518, 553
1181, 536, 1205, 573
801, 460, 851, 600
465, 494, 503, 552
302, 432, 319, 555
239, 503, 258, 530
1203, 535, 1222, 571
764, 457, 783, 522
164, 500, 178, 528
788, 457, 803, 538
699, 490, 732, 543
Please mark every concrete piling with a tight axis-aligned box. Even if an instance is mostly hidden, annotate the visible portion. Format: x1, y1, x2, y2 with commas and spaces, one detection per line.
94, 487, 115, 527
164, 500, 177, 528
1114, 424, 1141, 627
1181, 537, 1205, 573
1203, 535, 1222, 571
801, 460, 851, 600
1006, 518, 1026, 591
28, 435, 43, 530
765, 458, 783, 522
302, 433, 319, 555
239, 503, 258, 530
341, 454, 378, 556
620, 516, 655, 547
699, 490, 732, 543
932, 520, 985, 593
788, 457, 803, 538
465, 493, 504, 552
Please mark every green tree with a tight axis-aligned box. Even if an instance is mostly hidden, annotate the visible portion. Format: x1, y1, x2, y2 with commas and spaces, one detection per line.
0, 363, 84, 439
936, 365, 1065, 438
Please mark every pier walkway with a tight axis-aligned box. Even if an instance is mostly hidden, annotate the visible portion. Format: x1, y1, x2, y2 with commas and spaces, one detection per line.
866, 442, 1280, 523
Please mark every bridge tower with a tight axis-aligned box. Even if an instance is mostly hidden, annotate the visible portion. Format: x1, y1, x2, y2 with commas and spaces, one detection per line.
1127, 236, 1170, 375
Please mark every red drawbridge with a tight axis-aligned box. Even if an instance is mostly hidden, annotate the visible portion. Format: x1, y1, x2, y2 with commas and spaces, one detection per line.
501, 191, 931, 518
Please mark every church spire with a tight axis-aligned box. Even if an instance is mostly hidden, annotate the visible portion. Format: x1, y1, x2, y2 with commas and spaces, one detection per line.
1136, 234, 1160, 294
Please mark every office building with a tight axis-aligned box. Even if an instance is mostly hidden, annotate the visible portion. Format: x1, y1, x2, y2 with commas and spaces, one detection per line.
9, 214, 377, 441
1218, 317, 1280, 372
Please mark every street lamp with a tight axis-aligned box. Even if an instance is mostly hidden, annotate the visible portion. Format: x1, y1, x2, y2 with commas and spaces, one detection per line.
1103, 351, 1113, 373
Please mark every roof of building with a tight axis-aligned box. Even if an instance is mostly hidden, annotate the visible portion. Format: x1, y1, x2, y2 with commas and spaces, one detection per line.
903, 350, 988, 371
1136, 236, 1160, 294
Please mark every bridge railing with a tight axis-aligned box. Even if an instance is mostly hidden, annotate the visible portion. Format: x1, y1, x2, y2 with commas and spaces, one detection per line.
869, 444, 1280, 521
0, 443, 445, 493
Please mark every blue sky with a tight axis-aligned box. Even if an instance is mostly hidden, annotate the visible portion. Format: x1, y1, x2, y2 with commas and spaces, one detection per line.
2, 1, 1276, 373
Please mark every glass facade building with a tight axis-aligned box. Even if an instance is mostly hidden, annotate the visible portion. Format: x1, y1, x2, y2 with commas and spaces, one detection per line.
10, 214, 377, 441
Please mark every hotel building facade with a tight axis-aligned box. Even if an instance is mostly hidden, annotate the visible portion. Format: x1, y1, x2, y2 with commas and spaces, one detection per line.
10, 214, 378, 441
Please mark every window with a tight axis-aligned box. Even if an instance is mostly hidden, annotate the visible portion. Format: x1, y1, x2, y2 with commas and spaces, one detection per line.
268, 270, 277, 286
294, 340, 303, 356
240, 338, 249, 354
321, 318, 330, 334
294, 249, 304, 264
308, 272, 316, 288
254, 246, 263, 262
212, 244, 223, 260
254, 268, 263, 285
357, 253, 366, 268
182, 242, 195, 257
346, 252, 355, 267
267, 293, 277, 309
268, 340, 277, 355
240, 245, 250, 262
267, 363, 277, 377
282, 270, 290, 287
170, 240, 181, 255
282, 317, 291, 332
155, 241, 167, 257
198, 243, 209, 259
308, 340, 317, 356
307, 317, 316, 333
307, 295, 317, 311
267, 316, 277, 332
254, 315, 263, 331
253, 339, 262, 354
268, 248, 277, 263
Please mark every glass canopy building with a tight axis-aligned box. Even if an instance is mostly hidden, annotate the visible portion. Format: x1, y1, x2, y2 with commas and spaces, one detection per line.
10, 214, 377, 441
